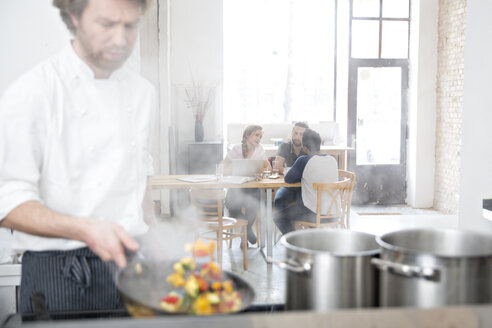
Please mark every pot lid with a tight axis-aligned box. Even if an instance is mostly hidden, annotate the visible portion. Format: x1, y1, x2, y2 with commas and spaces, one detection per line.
280, 229, 379, 257
377, 228, 492, 257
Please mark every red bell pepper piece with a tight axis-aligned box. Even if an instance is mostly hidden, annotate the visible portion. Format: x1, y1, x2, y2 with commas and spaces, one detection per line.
196, 277, 210, 292
162, 295, 180, 304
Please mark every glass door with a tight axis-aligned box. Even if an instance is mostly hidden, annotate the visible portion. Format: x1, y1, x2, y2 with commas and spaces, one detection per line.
348, 59, 408, 204
347, 0, 410, 204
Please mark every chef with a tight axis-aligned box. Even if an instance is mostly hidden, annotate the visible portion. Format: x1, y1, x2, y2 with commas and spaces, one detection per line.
0, 0, 155, 313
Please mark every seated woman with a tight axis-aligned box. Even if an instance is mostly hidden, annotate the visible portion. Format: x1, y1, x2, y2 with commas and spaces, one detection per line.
223, 125, 271, 245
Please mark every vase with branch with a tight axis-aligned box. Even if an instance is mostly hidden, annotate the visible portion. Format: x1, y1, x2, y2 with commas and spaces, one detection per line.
185, 82, 216, 142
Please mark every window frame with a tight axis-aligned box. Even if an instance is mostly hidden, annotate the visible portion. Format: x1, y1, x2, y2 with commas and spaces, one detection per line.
349, 0, 411, 59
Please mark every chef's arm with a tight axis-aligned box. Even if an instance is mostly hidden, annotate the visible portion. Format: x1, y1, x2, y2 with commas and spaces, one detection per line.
142, 177, 157, 226
0, 201, 139, 267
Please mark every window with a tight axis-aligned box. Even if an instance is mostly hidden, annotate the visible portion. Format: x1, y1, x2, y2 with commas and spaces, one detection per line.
223, 0, 410, 151
350, 0, 410, 59
223, 0, 337, 125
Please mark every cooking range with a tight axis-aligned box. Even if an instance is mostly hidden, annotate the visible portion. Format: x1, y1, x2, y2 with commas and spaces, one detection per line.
5, 227, 492, 327
1, 303, 285, 327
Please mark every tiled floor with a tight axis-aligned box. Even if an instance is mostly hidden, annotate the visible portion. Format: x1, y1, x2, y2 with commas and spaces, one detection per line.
220, 206, 459, 305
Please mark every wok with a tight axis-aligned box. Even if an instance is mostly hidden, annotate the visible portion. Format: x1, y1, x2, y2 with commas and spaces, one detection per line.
115, 259, 255, 317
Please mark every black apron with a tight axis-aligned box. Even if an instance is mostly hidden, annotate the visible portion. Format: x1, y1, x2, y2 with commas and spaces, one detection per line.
20, 247, 123, 313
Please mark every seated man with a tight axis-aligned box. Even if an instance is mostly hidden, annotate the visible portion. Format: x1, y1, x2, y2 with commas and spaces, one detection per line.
274, 122, 309, 212
273, 129, 338, 235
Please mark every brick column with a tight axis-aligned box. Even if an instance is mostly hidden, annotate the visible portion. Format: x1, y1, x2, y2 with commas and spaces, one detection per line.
434, 0, 466, 214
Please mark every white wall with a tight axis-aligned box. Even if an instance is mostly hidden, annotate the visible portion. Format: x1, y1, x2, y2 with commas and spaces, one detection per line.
458, 0, 492, 231
170, 0, 223, 164
0, 0, 144, 95
0, 0, 70, 95
406, 0, 438, 208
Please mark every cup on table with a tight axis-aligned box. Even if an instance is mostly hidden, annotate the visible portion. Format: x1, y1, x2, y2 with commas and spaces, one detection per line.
272, 160, 280, 178
216, 163, 224, 182
263, 170, 271, 179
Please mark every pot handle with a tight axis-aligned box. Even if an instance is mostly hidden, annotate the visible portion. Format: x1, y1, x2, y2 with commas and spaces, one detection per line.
269, 257, 312, 273
371, 258, 440, 281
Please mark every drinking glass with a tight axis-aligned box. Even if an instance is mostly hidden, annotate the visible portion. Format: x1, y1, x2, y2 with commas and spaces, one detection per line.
272, 160, 280, 178
216, 163, 224, 182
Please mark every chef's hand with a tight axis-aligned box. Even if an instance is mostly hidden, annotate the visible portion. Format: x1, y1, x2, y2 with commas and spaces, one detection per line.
82, 219, 139, 268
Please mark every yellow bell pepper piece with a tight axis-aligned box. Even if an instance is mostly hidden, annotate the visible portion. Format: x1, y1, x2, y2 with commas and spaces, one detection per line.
192, 294, 214, 315
184, 275, 199, 298
211, 281, 221, 291
173, 262, 185, 275
179, 256, 196, 271
166, 272, 184, 288
223, 280, 233, 293
206, 292, 220, 305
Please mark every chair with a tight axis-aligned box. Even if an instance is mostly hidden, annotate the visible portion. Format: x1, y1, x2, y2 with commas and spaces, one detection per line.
254, 211, 261, 248
189, 189, 248, 270
337, 170, 356, 228
294, 170, 355, 230
238, 206, 261, 248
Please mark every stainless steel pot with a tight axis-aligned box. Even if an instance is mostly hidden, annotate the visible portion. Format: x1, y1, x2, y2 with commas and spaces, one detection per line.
276, 229, 379, 311
373, 228, 492, 308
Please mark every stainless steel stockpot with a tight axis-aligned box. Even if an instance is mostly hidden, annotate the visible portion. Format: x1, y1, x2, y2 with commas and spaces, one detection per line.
373, 228, 492, 308
276, 229, 380, 311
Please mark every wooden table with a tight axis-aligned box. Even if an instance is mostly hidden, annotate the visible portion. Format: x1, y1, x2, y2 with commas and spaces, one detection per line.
151, 175, 300, 261
263, 144, 353, 170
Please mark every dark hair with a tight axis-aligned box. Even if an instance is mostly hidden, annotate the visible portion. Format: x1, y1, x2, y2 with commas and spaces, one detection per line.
302, 129, 321, 153
241, 125, 263, 158
292, 121, 309, 132
53, 0, 148, 34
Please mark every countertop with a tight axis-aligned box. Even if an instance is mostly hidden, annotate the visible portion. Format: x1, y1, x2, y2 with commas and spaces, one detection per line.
5, 305, 492, 328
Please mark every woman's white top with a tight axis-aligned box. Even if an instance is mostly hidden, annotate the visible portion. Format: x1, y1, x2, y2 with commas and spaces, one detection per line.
226, 144, 267, 160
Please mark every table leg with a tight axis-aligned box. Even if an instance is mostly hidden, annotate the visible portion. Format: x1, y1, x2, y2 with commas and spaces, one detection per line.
340, 150, 347, 170
260, 190, 266, 249
266, 188, 273, 259
259, 188, 273, 263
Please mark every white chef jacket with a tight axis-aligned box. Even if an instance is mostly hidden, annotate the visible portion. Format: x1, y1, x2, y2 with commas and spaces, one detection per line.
0, 44, 157, 251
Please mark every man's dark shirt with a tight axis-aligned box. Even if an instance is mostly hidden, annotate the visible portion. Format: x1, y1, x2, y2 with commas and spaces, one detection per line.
277, 141, 307, 167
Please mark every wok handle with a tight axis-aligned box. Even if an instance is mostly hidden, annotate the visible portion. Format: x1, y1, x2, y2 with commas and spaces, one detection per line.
371, 258, 440, 281
269, 257, 312, 273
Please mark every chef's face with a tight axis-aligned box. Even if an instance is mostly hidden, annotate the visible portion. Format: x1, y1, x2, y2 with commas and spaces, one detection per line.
291, 126, 306, 147
71, 0, 142, 78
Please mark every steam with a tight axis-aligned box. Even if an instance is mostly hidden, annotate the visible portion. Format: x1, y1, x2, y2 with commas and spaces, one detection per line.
136, 206, 208, 262
134, 188, 258, 265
